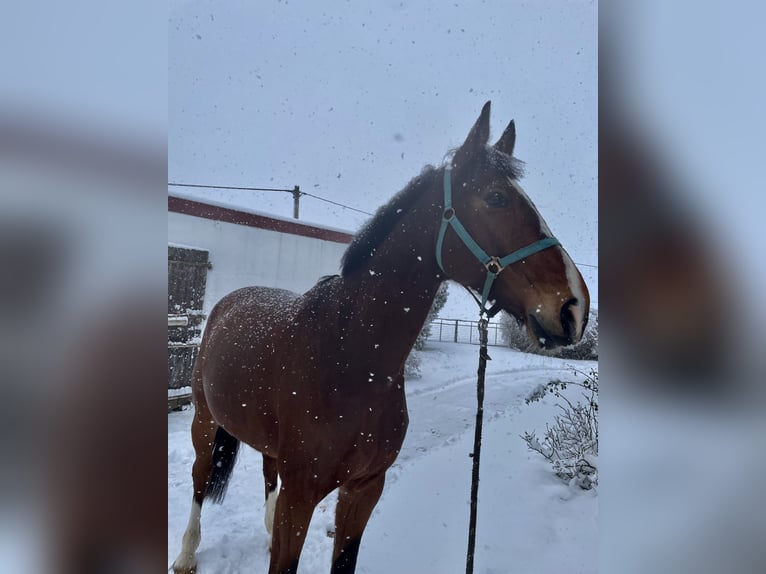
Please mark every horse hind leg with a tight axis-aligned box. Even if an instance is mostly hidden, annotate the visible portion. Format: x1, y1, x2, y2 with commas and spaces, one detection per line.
331, 473, 386, 574
262, 454, 279, 539
173, 495, 202, 574
172, 409, 214, 574
172, 406, 240, 574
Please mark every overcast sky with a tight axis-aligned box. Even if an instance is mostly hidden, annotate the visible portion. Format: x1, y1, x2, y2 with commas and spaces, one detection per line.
169, 0, 597, 312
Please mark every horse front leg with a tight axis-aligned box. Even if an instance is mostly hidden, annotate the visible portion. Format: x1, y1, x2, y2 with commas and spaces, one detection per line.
331, 473, 386, 574
268, 478, 320, 574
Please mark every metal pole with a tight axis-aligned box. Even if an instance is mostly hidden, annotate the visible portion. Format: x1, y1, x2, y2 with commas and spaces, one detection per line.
292, 185, 301, 219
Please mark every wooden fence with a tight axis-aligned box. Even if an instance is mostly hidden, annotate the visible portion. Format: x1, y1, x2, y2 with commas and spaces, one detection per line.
168, 245, 209, 411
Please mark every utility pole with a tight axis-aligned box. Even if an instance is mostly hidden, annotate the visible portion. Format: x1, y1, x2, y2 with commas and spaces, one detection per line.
292, 185, 301, 219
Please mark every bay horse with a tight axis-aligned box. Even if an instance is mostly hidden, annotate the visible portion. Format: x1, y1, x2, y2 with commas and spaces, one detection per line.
172, 101, 589, 574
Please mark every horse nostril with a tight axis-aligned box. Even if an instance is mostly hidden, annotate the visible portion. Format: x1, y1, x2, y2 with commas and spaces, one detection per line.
560, 298, 579, 341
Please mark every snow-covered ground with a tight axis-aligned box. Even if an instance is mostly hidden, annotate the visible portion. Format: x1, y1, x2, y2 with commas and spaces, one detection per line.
168, 342, 597, 573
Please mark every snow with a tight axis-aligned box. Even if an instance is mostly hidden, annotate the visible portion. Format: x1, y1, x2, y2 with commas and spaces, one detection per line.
168, 241, 209, 252
168, 342, 597, 573
439, 282, 486, 321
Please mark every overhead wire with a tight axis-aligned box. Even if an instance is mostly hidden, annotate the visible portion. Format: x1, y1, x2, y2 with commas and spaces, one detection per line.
168, 181, 596, 269
168, 181, 372, 215
297, 191, 373, 216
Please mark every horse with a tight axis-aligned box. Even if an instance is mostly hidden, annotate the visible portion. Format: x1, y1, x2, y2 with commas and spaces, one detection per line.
172, 101, 590, 574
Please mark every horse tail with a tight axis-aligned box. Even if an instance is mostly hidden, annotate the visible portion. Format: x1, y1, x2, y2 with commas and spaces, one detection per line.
205, 427, 240, 504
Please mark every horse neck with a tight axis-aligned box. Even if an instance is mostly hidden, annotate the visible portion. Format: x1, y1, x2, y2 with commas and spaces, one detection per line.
342, 188, 444, 362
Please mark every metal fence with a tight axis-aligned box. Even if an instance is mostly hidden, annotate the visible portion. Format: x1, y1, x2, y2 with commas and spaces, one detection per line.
425, 317, 505, 347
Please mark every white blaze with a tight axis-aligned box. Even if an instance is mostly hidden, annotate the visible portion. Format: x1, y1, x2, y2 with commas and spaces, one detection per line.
265, 488, 279, 537
510, 178, 586, 340
561, 250, 586, 339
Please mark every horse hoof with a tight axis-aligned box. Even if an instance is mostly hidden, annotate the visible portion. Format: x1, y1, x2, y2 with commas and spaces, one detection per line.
171, 561, 196, 574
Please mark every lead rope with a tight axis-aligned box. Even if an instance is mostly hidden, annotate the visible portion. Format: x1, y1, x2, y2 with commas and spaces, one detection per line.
465, 314, 490, 574
436, 165, 560, 573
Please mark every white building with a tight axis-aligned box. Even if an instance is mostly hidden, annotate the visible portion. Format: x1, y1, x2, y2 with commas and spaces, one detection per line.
168, 192, 353, 317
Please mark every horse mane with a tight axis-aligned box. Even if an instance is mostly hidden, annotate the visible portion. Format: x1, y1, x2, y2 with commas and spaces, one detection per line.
340, 148, 522, 277
484, 146, 526, 180
445, 146, 526, 181
341, 166, 438, 277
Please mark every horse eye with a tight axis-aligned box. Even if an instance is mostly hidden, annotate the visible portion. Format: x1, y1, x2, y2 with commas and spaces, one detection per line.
485, 191, 508, 208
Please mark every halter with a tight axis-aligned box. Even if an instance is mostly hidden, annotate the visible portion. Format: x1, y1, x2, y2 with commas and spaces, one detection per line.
435, 165, 561, 317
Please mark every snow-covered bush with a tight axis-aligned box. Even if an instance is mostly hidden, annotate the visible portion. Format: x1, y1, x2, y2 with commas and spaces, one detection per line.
413, 283, 449, 351
522, 369, 598, 489
558, 310, 598, 361
501, 308, 598, 360
404, 350, 422, 379
406, 283, 448, 378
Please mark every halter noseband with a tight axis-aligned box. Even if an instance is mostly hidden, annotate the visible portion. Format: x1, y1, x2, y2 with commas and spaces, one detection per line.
435, 165, 560, 317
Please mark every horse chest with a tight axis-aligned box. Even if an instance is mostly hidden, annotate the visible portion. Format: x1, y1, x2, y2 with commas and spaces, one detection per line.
276, 383, 409, 475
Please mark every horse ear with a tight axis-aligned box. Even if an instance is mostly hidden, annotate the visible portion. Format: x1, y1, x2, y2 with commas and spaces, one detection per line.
494, 119, 516, 156
452, 101, 491, 169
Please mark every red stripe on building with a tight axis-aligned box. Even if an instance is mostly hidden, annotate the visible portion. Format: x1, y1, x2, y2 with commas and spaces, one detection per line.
168, 195, 354, 244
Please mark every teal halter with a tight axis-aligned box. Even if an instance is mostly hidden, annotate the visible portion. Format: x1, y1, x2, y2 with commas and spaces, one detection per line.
435, 165, 561, 317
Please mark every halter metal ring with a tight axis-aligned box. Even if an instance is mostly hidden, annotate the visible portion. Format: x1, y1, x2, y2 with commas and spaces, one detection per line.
484, 256, 503, 275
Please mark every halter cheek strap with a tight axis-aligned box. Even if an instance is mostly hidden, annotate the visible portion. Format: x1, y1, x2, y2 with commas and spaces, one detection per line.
436, 166, 561, 317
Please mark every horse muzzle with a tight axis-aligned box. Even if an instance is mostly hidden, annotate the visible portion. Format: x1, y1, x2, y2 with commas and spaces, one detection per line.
527, 297, 585, 349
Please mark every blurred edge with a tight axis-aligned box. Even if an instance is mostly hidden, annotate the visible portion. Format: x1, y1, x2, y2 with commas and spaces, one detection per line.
0, 2, 167, 573
601, 1, 765, 574
1, 1, 765, 573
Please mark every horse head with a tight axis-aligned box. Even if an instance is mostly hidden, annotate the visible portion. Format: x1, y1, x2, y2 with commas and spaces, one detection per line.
438, 101, 590, 349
